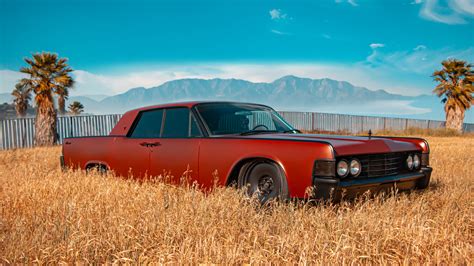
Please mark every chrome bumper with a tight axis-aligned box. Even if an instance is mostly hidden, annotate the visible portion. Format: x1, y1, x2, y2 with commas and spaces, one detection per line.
313, 167, 432, 201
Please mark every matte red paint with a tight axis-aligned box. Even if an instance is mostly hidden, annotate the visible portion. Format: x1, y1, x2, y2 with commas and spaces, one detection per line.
63, 101, 429, 198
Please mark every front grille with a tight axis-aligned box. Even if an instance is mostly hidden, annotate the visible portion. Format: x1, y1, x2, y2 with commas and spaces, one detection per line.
338, 152, 420, 179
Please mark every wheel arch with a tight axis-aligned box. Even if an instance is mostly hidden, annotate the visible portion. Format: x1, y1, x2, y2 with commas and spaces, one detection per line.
84, 160, 110, 171
225, 156, 288, 186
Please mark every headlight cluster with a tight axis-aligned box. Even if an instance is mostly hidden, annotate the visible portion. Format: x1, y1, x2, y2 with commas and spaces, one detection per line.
406, 154, 420, 170
337, 159, 361, 178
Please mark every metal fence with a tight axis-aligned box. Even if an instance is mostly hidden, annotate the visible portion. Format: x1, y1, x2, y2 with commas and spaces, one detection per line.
0, 112, 473, 150
277, 112, 474, 133
0, 114, 122, 150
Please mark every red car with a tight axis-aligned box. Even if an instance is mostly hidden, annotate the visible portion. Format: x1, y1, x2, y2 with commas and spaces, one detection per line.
61, 101, 432, 202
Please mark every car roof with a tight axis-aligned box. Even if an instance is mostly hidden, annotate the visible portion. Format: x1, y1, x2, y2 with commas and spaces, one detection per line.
128, 101, 271, 112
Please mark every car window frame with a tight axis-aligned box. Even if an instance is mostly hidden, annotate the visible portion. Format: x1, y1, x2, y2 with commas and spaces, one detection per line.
127, 106, 206, 139
192, 102, 295, 137
127, 108, 165, 139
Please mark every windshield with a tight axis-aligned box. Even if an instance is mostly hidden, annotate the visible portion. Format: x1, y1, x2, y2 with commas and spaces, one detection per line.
196, 103, 297, 136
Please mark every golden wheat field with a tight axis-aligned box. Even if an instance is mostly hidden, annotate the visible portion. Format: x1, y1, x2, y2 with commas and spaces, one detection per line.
1, 136, 473, 264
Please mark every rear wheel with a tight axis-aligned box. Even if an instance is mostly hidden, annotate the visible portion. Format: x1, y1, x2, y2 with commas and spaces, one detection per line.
238, 161, 289, 204
86, 164, 107, 175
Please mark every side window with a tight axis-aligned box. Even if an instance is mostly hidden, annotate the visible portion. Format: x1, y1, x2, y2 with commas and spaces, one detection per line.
162, 108, 189, 138
129, 109, 163, 138
190, 113, 203, 137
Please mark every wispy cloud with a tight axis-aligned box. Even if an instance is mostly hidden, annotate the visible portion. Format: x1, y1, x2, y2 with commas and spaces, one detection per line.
269, 9, 287, 20
321, 34, 332, 39
415, 0, 474, 24
365, 44, 474, 74
348, 0, 358, 6
335, 0, 358, 6
414, 44, 427, 51
271, 29, 290, 35
369, 43, 385, 49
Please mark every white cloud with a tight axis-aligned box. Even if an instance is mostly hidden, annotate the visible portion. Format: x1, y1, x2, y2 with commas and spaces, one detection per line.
0, 70, 26, 92
335, 0, 358, 6
2, 45, 472, 99
369, 43, 385, 49
271, 29, 290, 35
366, 45, 474, 74
414, 44, 427, 51
452, 0, 474, 15
348, 0, 358, 6
269, 9, 287, 20
418, 0, 474, 24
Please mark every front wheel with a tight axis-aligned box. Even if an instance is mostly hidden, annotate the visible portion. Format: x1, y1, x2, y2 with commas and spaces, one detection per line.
238, 161, 289, 204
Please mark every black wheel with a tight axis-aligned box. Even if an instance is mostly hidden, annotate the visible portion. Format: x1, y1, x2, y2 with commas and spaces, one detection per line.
238, 161, 289, 204
416, 175, 430, 189
86, 164, 107, 175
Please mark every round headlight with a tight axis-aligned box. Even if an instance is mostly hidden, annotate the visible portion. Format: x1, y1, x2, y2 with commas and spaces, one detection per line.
350, 159, 362, 177
337, 160, 349, 177
413, 154, 420, 169
406, 155, 414, 170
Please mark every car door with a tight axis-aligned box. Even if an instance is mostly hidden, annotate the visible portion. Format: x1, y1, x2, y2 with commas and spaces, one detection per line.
111, 109, 164, 179
148, 107, 202, 184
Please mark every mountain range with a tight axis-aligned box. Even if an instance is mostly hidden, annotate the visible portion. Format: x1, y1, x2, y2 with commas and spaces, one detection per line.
0, 75, 461, 121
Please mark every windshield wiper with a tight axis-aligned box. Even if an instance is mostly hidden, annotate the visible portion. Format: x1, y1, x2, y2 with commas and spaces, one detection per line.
239, 130, 279, 136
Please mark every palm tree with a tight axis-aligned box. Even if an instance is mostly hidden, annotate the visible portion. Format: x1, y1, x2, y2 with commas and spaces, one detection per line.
18, 52, 74, 146
11, 83, 31, 117
68, 101, 84, 115
433, 59, 474, 132
57, 79, 73, 115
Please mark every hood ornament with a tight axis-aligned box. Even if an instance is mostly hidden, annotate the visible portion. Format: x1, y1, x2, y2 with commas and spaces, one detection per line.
368, 129, 372, 139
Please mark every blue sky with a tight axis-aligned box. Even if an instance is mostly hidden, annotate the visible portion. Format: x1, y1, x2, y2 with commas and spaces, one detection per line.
0, 0, 473, 118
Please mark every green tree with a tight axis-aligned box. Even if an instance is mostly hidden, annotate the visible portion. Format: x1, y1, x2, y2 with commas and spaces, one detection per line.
433, 59, 474, 132
68, 101, 84, 115
11, 83, 32, 117
18, 52, 74, 146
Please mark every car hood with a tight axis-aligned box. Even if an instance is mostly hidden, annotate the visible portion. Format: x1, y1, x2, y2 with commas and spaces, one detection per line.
238, 133, 420, 156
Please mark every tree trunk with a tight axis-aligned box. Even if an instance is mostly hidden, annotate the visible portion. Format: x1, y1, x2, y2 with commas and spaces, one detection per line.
15, 104, 26, 118
58, 96, 66, 115
445, 106, 464, 132
35, 105, 58, 146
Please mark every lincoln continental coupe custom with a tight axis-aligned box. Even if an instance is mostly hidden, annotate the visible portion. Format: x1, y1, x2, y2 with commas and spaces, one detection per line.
61, 101, 432, 202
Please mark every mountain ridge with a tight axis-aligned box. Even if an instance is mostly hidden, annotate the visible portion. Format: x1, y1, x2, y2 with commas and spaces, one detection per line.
1, 76, 459, 121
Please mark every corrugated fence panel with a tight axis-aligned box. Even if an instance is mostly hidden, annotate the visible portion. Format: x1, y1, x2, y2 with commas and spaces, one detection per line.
0, 112, 473, 150
0, 114, 123, 150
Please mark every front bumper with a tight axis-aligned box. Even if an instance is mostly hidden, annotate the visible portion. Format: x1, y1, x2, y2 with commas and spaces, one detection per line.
312, 167, 432, 201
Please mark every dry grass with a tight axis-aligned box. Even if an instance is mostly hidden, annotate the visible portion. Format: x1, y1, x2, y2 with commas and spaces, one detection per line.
0, 137, 473, 264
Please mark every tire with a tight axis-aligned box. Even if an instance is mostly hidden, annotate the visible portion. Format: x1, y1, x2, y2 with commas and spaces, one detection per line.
416, 175, 430, 189
238, 161, 289, 204
86, 164, 107, 175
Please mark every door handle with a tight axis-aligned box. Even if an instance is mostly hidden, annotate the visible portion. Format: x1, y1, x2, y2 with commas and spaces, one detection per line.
148, 142, 161, 147
139, 142, 161, 147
